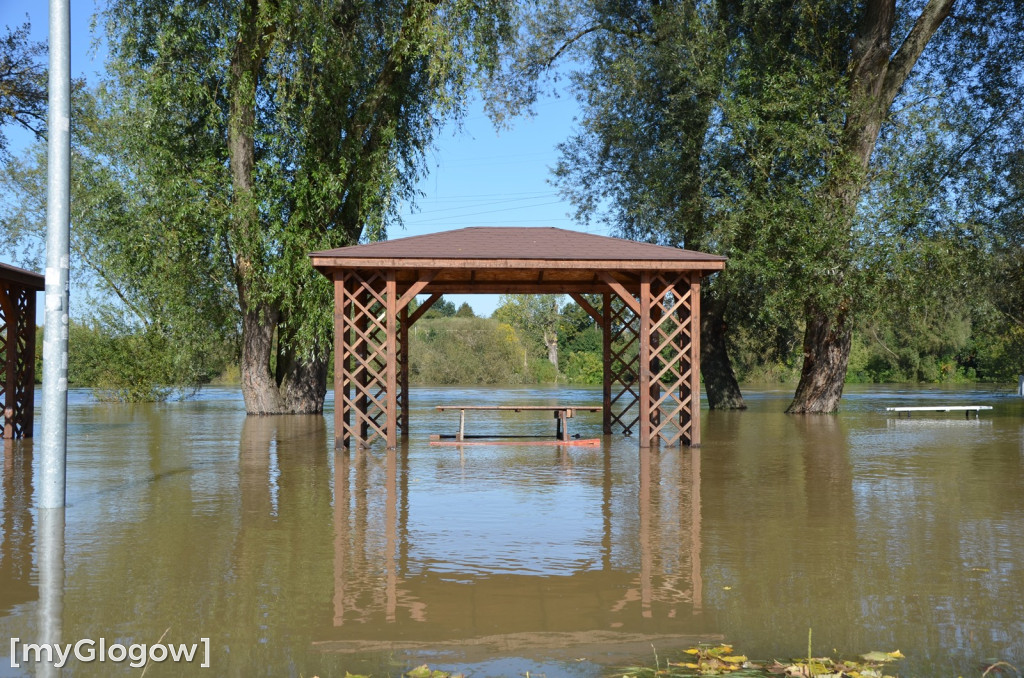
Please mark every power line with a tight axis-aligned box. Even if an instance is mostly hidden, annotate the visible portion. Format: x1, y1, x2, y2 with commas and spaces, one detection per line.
406, 199, 568, 224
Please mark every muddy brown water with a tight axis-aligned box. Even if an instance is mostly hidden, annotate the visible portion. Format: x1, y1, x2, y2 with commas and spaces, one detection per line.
1, 385, 1022, 676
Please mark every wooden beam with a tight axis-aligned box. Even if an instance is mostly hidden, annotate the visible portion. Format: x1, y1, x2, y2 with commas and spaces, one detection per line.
598, 272, 641, 315
569, 292, 604, 329
407, 293, 441, 326
417, 282, 633, 295
396, 270, 438, 311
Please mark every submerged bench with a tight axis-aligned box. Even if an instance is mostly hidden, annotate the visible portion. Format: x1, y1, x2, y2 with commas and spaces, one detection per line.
434, 405, 601, 442
886, 405, 993, 419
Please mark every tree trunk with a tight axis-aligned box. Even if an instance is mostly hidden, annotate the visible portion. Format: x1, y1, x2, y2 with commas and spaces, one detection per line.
239, 300, 330, 414
786, 308, 852, 414
230, 0, 299, 415
239, 302, 285, 414
700, 295, 745, 410
276, 334, 329, 414
544, 330, 559, 369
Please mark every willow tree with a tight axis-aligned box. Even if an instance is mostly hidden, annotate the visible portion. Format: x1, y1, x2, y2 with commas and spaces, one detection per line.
103, 0, 513, 413
489, 0, 851, 410
785, 0, 1024, 411
494, 0, 1024, 412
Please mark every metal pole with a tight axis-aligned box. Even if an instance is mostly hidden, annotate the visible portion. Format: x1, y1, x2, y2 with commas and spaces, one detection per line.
41, 0, 71, 509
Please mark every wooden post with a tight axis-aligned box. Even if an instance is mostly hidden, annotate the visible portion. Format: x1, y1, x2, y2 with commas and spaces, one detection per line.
602, 292, 612, 435
385, 272, 399, 449
650, 279, 662, 446
1, 286, 15, 439
639, 273, 652, 446
688, 274, 702, 447
399, 305, 409, 436
334, 275, 348, 450
22, 289, 36, 438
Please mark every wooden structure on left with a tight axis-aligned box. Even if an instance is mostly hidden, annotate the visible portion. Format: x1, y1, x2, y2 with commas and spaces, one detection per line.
0, 263, 44, 439
311, 227, 726, 450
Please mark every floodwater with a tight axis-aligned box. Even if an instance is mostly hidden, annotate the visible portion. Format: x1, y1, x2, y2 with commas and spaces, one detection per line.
1, 385, 1023, 677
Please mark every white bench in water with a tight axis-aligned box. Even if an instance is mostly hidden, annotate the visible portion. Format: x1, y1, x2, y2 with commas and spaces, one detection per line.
886, 405, 993, 419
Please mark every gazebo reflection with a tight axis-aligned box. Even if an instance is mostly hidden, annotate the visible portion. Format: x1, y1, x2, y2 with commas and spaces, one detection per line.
0, 440, 36, 615
324, 442, 704, 649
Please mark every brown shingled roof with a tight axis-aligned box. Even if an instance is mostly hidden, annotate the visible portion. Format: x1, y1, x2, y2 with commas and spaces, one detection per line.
311, 226, 725, 268
0, 262, 45, 290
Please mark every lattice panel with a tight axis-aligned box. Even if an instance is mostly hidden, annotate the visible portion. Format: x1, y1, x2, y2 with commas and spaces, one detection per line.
336, 271, 392, 448
607, 297, 640, 435
647, 274, 694, 446
0, 294, 8, 435
1, 285, 37, 439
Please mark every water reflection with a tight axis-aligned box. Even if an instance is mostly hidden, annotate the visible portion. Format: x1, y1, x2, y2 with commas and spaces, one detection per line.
0, 440, 35, 616
323, 442, 706, 656
0, 387, 1021, 676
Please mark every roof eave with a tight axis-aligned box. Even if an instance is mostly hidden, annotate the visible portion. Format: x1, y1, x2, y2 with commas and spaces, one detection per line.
309, 256, 726, 272
0, 263, 45, 291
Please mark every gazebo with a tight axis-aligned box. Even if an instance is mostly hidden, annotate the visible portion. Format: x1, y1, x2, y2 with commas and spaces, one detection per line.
0, 263, 44, 439
310, 227, 725, 450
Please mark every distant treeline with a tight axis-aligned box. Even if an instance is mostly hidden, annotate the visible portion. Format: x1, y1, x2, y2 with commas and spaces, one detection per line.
42, 290, 1019, 400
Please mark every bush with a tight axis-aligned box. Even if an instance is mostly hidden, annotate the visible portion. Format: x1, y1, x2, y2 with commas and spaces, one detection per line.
563, 351, 603, 384
409, 317, 528, 384
60, 319, 234, 401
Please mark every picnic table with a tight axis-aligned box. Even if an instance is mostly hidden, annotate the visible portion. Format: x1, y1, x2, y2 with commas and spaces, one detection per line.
435, 405, 601, 441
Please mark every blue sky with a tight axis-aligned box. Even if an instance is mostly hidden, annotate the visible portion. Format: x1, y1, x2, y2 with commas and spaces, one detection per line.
4, 1, 601, 318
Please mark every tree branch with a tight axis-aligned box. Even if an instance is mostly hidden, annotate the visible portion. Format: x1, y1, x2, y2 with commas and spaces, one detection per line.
882, 0, 954, 106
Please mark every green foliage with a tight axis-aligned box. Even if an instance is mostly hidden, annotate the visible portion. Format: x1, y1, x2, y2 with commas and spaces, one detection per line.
0, 21, 46, 160
493, 294, 563, 368
490, 0, 1024, 407
64, 319, 233, 401
408, 317, 527, 385
2, 86, 240, 399
84, 0, 517, 410
421, 297, 457, 319
563, 351, 602, 385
